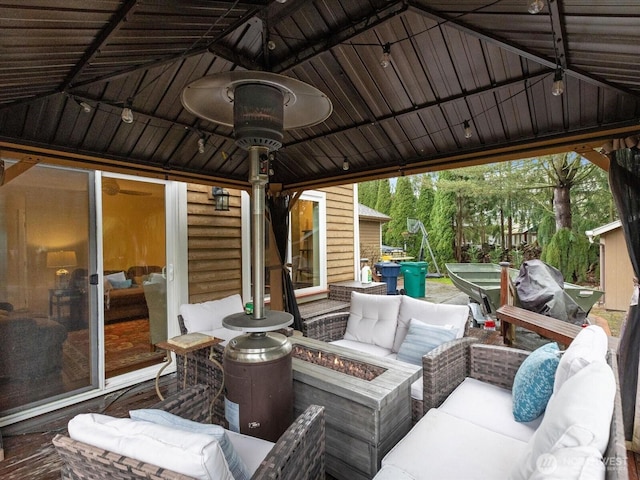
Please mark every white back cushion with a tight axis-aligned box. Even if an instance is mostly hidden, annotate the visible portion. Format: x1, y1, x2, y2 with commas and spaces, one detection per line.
553, 325, 608, 393
344, 292, 402, 351
394, 296, 469, 352
180, 294, 244, 333
68, 413, 233, 480
510, 360, 615, 480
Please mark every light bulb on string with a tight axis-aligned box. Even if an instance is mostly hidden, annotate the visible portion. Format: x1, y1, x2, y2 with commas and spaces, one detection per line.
342, 158, 350, 171
463, 120, 473, 139
197, 136, 206, 154
528, 0, 544, 14
380, 43, 391, 68
552, 67, 564, 96
121, 98, 134, 124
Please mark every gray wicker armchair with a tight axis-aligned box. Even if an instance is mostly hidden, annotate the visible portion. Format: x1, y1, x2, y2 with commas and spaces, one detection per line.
53, 384, 326, 480
421, 338, 628, 480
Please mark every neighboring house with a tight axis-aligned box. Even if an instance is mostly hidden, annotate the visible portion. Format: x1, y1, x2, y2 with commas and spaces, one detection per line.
586, 220, 635, 311
358, 204, 391, 265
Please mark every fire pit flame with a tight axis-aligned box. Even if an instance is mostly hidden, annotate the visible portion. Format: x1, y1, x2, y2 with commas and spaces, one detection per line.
292, 345, 386, 381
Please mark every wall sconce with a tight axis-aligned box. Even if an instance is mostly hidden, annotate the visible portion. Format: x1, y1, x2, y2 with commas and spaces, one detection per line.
212, 187, 230, 211
47, 250, 77, 289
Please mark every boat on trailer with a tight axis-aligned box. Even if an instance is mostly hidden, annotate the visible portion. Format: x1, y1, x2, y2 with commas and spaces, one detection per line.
445, 262, 604, 317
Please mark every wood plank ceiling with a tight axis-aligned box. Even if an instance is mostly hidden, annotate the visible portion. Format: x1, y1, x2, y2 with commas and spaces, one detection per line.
0, 0, 639, 191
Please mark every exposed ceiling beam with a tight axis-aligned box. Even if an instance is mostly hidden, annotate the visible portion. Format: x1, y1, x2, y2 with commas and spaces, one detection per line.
60, 0, 141, 91
272, 1, 407, 73
547, 0, 567, 70
574, 146, 610, 171
0, 157, 39, 186
407, 1, 640, 99
285, 71, 550, 148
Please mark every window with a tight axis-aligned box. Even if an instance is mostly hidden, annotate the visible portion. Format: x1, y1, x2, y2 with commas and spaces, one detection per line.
290, 192, 326, 292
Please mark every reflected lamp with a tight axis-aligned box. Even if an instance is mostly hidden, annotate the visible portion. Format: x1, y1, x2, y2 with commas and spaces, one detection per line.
47, 250, 77, 289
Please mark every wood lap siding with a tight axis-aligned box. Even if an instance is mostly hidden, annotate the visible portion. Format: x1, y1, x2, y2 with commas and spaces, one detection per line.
186, 183, 356, 303
187, 184, 242, 303
326, 185, 356, 284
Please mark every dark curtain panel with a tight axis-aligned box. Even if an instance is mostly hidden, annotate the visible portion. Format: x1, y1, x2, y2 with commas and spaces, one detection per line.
609, 147, 640, 441
266, 194, 303, 331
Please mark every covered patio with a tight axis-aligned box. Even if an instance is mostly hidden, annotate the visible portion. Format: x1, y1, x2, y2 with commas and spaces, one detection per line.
1, 1, 640, 478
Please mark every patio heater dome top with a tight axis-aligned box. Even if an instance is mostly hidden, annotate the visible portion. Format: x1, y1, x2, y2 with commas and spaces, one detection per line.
181, 71, 333, 133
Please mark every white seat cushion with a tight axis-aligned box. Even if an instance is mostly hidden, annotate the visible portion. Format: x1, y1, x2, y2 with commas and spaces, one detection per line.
330, 339, 393, 358
381, 409, 527, 479
180, 294, 244, 333
343, 292, 402, 351
394, 296, 469, 352
68, 413, 233, 480
439, 377, 542, 442
200, 327, 243, 346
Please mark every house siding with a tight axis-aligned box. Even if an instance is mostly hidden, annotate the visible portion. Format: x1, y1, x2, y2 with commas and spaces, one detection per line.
360, 219, 382, 263
186, 184, 356, 303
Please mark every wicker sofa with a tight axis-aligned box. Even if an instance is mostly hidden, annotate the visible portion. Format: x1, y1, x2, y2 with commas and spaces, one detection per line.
302, 291, 470, 422
53, 384, 326, 480
373, 332, 627, 479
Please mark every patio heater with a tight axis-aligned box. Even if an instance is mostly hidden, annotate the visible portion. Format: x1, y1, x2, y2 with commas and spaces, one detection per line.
181, 71, 332, 441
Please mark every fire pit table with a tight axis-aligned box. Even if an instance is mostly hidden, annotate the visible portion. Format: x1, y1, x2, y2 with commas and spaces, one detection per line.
290, 336, 420, 480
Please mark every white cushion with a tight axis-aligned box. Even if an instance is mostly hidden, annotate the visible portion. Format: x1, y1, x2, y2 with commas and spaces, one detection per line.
180, 294, 244, 333
382, 409, 527, 479
330, 339, 393, 358
226, 430, 275, 475
394, 296, 469, 352
200, 327, 242, 346
439, 377, 542, 442
527, 445, 605, 480
129, 409, 250, 480
510, 360, 615, 480
410, 377, 423, 401
104, 271, 126, 283
68, 413, 233, 480
343, 292, 402, 351
553, 325, 608, 394
374, 464, 417, 479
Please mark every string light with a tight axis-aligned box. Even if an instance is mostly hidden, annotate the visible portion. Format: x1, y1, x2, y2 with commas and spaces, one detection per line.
463, 120, 473, 139
380, 43, 391, 68
121, 98, 134, 124
528, 0, 544, 14
342, 158, 350, 171
552, 67, 564, 96
197, 135, 206, 154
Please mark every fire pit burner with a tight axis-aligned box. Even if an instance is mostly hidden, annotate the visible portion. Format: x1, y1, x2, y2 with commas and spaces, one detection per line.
292, 344, 386, 381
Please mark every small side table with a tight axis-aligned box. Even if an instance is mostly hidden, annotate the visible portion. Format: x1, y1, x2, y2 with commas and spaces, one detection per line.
155, 334, 223, 401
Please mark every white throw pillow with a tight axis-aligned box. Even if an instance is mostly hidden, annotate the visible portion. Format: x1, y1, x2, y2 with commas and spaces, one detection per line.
180, 294, 244, 333
394, 296, 469, 352
129, 409, 251, 480
553, 325, 608, 394
343, 292, 402, 351
104, 271, 126, 283
396, 319, 458, 365
68, 413, 233, 480
510, 360, 615, 480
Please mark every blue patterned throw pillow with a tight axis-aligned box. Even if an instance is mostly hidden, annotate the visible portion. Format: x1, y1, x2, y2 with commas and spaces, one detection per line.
512, 342, 560, 422
130, 409, 251, 480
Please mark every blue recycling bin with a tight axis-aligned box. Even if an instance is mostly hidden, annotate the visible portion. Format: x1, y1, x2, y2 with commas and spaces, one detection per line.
399, 261, 428, 297
375, 261, 401, 295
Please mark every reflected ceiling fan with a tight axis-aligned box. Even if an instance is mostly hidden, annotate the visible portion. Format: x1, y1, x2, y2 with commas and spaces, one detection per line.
102, 178, 152, 196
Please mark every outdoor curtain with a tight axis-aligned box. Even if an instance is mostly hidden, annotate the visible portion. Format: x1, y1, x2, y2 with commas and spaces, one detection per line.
609, 146, 640, 448
266, 194, 303, 331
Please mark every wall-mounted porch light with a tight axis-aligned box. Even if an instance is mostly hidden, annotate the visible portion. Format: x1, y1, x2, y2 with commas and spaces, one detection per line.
212, 186, 230, 211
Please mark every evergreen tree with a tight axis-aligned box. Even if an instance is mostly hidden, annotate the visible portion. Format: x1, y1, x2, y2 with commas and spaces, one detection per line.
385, 177, 416, 252
430, 171, 457, 265
375, 179, 392, 215
358, 180, 379, 209
415, 175, 435, 233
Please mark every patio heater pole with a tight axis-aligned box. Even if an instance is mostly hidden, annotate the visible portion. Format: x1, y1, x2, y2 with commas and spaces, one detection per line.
249, 144, 268, 320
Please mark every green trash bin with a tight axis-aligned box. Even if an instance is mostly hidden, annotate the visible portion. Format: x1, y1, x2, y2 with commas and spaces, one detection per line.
400, 261, 428, 298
